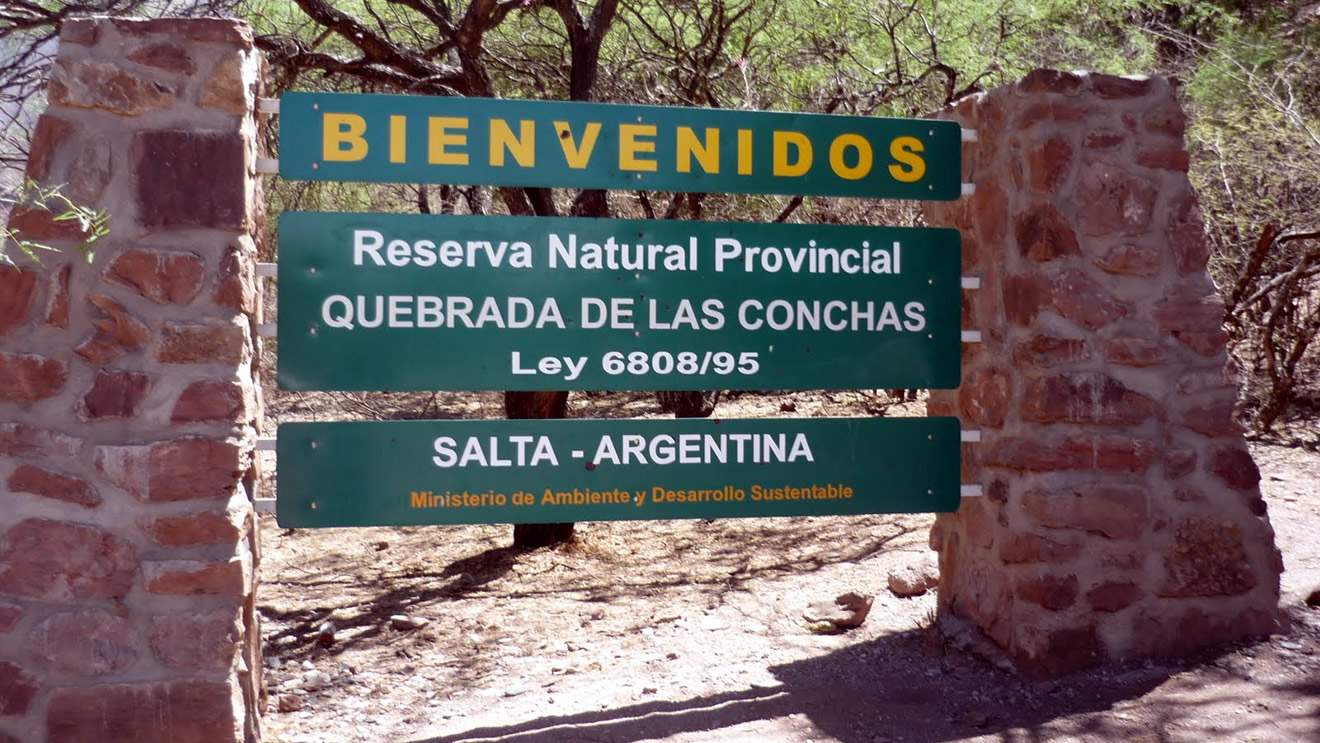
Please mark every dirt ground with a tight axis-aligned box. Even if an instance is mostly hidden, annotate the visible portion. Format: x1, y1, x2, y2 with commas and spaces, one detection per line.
253, 388, 1320, 743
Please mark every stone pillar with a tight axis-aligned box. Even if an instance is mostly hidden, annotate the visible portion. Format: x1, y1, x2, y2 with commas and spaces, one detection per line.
925, 70, 1284, 674
0, 19, 263, 742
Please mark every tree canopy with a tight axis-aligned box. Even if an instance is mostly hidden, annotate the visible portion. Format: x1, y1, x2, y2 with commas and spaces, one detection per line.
1, 1, 1317, 441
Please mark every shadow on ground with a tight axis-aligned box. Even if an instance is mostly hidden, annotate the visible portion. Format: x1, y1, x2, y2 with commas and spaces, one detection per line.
409, 613, 1320, 743
260, 518, 923, 658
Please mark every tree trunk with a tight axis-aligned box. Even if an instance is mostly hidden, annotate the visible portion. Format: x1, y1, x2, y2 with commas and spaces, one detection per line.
506, 391, 574, 547
656, 390, 720, 418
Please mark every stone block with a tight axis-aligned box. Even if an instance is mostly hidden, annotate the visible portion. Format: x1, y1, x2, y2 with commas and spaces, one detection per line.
1017, 69, 1083, 95
144, 509, 244, 547
134, 131, 246, 230
148, 437, 248, 502
999, 534, 1083, 564
127, 43, 196, 74
1210, 444, 1261, 491
985, 435, 1156, 474
1003, 271, 1051, 327
1143, 104, 1187, 137
1104, 337, 1166, 367
0, 661, 37, 716
149, 610, 241, 668
1022, 483, 1148, 541
6, 204, 94, 241
68, 135, 113, 203
171, 380, 249, 424
1137, 147, 1190, 171
112, 17, 254, 49
1050, 269, 1129, 329
82, 370, 152, 420
145, 558, 248, 597
1164, 448, 1197, 479
0, 424, 82, 459
1176, 396, 1245, 437
1015, 102, 1088, 130
958, 367, 1011, 427
1166, 193, 1209, 275
156, 320, 248, 365
1014, 203, 1078, 261
0, 603, 20, 633
1086, 581, 1143, 612
47, 59, 176, 115
971, 178, 1008, 245
106, 249, 204, 305
0, 519, 137, 602
0, 265, 37, 337
1152, 286, 1226, 348
76, 294, 151, 364
1022, 372, 1154, 425
1022, 626, 1102, 675
1084, 130, 1125, 149
1027, 137, 1072, 192
974, 96, 1006, 152
960, 498, 996, 549
201, 52, 248, 116
0, 351, 67, 403
58, 18, 99, 46
27, 609, 140, 674
46, 680, 241, 743
46, 264, 71, 328
1159, 518, 1256, 597
1092, 74, 1153, 99
1015, 573, 1078, 611
1076, 162, 1157, 236
7, 465, 100, 508
23, 115, 72, 181
1095, 243, 1160, 276
1010, 334, 1090, 367
214, 237, 257, 313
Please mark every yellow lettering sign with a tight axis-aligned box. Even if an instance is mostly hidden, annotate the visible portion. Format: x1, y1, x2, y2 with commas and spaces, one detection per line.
773, 131, 812, 177
737, 129, 753, 175
619, 123, 658, 172
490, 119, 535, 168
389, 115, 406, 163
676, 127, 719, 174
323, 113, 368, 162
428, 117, 469, 166
554, 121, 601, 169
829, 133, 873, 180
887, 136, 926, 182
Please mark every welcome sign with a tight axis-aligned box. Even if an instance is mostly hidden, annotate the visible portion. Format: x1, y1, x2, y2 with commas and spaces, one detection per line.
278, 92, 964, 200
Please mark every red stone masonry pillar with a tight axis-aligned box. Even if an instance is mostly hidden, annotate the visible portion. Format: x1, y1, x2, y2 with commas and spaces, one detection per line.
924, 70, 1284, 674
0, 18, 264, 743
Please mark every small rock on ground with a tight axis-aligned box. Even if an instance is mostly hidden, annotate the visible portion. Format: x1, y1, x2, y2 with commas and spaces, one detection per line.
888, 555, 939, 598
390, 615, 430, 630
803, 592, 874, 632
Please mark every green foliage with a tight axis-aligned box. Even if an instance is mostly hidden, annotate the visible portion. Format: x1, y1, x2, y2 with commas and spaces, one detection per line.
1177, 7, 1320, 433
232, 0, 1320, 428
0, 179, 109, 266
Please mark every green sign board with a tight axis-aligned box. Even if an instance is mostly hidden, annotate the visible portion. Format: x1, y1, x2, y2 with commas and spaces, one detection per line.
276, 212, 961, 392
278, 91, 963, 200
276, 416, 960, 528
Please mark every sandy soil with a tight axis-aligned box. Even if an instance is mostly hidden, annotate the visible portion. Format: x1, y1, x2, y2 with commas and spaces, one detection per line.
253, 389, 1320, 743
